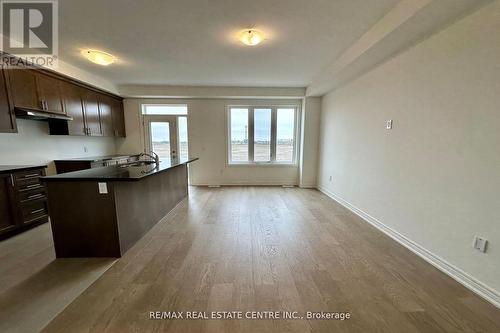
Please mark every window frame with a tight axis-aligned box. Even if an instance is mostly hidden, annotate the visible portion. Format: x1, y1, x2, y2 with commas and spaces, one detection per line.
226, 105, 299, 166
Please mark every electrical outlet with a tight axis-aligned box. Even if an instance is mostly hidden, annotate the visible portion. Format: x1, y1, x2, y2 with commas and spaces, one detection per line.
83, 146, 88, 153
473, 236, 488, 253
386, 120, 393, 130
329, 175, 333, 182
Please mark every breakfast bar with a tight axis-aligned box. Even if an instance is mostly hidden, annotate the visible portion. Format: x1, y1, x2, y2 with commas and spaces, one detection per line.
42, 158, 197, 258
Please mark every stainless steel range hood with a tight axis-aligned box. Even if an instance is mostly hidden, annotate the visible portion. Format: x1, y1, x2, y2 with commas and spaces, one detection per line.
15, 107, 73, 121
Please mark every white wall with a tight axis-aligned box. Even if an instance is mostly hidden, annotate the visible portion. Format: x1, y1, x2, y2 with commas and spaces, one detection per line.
117, 98, 304, 186
299, 97, 321, 188
0, 120, 117, 175
317, 0, 500, 299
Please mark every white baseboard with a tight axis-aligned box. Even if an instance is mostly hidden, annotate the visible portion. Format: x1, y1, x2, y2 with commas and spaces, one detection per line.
317, 185, 500, 309
191, 181, 299, 186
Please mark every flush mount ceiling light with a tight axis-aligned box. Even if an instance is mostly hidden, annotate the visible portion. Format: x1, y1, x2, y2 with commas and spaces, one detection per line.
239, 29, 263, 46
81, 49, 116, 66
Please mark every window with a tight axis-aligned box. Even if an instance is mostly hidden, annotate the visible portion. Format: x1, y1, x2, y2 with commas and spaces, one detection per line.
178, 116, 189, 159
254, 108, 272, 162
230, 108, 249, 162
142, 104, 187, 115
276, 108, 295, 162
228, 106, 298, 164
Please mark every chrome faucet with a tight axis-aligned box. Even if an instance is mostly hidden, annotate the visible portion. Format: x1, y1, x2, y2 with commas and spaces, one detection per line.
139, 151, 160, 164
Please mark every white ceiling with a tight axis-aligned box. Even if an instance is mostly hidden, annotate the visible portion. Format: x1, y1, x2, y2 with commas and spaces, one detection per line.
58, 0, 400, 87
57, 0, 491, 91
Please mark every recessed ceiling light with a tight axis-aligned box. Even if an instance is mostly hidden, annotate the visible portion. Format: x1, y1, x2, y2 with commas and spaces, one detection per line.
81, 49, 116, 66
239, 29, 263, 46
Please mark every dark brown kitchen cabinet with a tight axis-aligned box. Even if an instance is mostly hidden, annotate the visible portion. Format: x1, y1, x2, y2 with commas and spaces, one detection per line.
7, 68, 65, 114
7, 68, 39, 110
0, 68, 16, 133
0, 166, 48, 239
81, 90, 102, 136
0, 174, 16, 235
98, 95, 114, 137
111, 98, 126, 137
1, 53, 126, 137
36, 72, 64, 114
60, 82, 86, 135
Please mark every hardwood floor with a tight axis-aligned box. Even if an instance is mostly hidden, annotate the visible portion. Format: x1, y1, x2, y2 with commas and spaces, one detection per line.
0, 223, 115, 333
42, 186, 500, 332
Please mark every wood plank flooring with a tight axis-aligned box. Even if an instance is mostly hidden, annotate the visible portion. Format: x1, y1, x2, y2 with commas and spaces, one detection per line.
42, 186, 500, 332
0, 223, 115, 333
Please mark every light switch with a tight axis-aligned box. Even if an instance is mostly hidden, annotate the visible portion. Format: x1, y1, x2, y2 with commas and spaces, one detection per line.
473, 236, 488, 253
98, 182, 108, 194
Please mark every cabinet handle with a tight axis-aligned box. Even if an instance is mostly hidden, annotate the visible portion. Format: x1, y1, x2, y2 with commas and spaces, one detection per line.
23, 173, 40, 178
10, 174, 14, 187
30, 208, 45, 215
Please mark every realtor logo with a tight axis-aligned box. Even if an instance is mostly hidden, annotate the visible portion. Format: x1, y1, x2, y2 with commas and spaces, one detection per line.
0, 0, 58, 67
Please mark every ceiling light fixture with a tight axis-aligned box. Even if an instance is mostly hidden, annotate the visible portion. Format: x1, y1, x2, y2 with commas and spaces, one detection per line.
81, 49, 116, 66
239, 29, 263, 46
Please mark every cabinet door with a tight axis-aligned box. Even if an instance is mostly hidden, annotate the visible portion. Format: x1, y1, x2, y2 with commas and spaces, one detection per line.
7, 68, 40, 110
111, 98, 126, 137
0, 174, 16, 235
60, 82, 86, 135
81, 90, 102, 136
36, 73, 64, 113
0, 68, 16, 133
97, 95, 114, 137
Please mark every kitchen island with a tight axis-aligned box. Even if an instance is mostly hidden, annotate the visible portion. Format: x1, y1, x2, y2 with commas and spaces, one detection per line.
42, 158, 198, 258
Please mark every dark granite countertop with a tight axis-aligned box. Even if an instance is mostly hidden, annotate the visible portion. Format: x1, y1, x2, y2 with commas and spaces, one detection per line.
0, 165, 47, 174
42, 158, 198, 182
53, 154, 141, 162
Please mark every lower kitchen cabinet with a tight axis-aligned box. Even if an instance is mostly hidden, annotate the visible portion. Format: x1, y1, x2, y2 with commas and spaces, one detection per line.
0, 174, 16, 234
0, 166, 49, 240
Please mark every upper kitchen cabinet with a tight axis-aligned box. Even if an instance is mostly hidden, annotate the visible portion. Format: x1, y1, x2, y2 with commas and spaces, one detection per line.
36, 72, 64, 114
1, 55, 126, 137
7, 68, 65, 114
97, 94, 114, 137
111, 98, 126, 137
81, 90, 103, 136
49, 81, 86, 136
7, 68, 39, 110
0, 68, 16, 133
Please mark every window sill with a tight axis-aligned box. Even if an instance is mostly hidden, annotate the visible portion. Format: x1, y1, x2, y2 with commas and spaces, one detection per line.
227, 162, 298, 167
